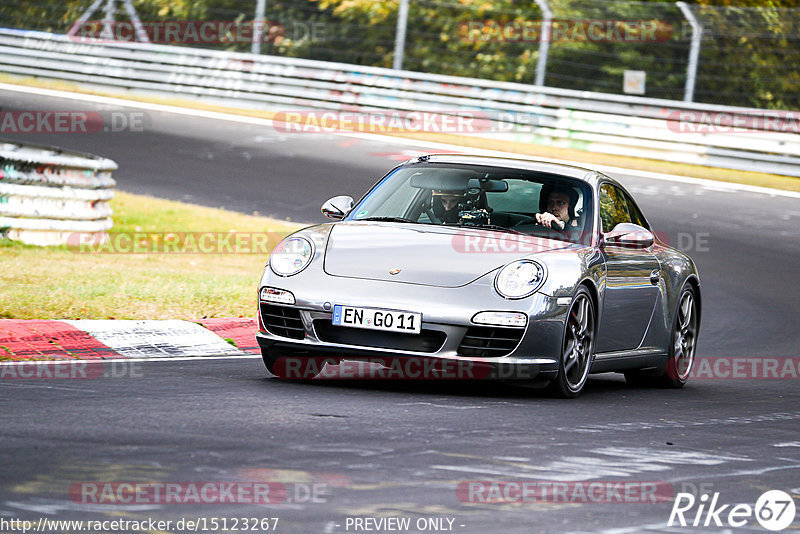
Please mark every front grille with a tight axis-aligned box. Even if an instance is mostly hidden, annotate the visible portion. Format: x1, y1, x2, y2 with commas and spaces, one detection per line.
457, 326, 524, 358
313, 320, 446, 353
260, 304, 305, 340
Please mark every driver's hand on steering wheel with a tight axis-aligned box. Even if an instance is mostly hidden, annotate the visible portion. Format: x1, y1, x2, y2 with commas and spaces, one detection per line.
535, 212, 566, 230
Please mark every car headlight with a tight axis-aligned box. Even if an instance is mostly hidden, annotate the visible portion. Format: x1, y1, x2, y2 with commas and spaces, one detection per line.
269, 237, 313, 276
494, 260, 546, 299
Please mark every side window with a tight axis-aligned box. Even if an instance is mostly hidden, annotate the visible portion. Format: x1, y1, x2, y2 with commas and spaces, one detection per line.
599, 183, 631, 233
624, 193, 648, 229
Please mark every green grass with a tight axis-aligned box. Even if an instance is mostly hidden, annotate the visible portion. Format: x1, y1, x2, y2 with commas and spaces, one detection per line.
0, 192, 302, 320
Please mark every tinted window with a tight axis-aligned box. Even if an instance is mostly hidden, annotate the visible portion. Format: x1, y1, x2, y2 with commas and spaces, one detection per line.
599, 183, 632, 233
624, 193, 649, 229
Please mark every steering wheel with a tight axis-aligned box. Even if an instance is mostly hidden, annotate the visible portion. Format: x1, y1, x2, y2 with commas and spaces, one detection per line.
513, 219, 567, 239
512, 217, 539, 228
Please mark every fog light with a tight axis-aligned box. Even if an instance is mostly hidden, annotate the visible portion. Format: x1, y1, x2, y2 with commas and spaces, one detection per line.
472, 311, 527, 328
260, 287, 295, 305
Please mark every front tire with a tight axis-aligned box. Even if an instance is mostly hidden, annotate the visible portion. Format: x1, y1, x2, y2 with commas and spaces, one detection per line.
548, 287, 595, 398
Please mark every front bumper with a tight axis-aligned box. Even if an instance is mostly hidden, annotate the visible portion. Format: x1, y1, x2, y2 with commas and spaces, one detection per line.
257, 335, 557, 381
256, 276, 568, 380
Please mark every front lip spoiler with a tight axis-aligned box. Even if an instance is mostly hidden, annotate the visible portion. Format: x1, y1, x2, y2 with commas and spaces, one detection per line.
256, 333, 558, 381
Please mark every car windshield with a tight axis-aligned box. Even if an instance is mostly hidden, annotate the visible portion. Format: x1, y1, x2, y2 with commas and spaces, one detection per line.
345, 162, 593, 244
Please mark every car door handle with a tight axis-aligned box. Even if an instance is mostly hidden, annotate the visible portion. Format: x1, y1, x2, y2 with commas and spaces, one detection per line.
650, 269, 660, 285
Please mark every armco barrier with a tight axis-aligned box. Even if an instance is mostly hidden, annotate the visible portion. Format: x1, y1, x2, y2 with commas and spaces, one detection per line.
0, 28, 799, 176
0, 139, 117, 245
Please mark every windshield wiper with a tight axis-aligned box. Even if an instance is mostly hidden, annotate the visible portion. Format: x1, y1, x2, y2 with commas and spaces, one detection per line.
359, 216, 419, 224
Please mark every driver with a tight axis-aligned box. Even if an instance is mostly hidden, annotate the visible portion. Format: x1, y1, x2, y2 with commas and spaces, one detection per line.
432, 190, 465, 223
534, 185, 579, 231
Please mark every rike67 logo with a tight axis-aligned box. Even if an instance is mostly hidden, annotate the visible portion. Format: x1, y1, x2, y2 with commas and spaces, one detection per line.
668, 490, 796, 531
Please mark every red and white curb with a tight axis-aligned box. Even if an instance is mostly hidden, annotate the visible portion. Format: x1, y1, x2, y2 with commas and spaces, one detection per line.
0, 319, 260, 361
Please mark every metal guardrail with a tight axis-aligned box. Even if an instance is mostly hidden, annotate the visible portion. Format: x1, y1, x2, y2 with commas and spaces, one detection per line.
0, 138, 116, 245
0, 28, 798, 177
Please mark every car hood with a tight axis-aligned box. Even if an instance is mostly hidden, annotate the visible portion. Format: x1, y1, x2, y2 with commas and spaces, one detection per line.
322, 222, 572, 287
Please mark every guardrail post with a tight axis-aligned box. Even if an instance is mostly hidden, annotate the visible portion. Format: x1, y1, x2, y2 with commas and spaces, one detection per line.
68, 0, 105, 37
68, 0, 148, 41
393, 0, 410, 70
121, 0, 149, 43
676, 1, 702, 103
100, 0, 116, 40
533, 0, 552, 86
252, 0, 267, 54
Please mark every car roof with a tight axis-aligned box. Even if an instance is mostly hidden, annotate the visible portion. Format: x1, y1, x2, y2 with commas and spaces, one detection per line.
403, 154, 618, 190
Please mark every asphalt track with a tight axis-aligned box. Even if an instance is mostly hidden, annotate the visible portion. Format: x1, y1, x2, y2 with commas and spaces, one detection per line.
2, 87, 800, 533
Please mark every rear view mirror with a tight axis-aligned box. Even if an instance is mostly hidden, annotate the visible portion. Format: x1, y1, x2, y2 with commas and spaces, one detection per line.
604, 223, 654, 248
321, 195, 354, 220
466, 178, 508, 193
410, 172, 471, 192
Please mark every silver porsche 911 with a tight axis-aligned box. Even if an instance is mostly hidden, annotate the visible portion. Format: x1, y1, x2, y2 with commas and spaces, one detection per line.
256, 155, 701, 397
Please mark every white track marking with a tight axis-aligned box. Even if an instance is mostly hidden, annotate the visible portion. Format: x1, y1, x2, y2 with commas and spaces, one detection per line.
432, 447, 746, 482
2, 82, 799, 199
0, 355, 260, 365
62, 319, 245, 358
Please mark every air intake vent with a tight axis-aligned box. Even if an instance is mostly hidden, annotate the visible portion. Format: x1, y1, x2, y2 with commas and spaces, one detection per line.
260, 304, 305, 340
313, 320, 446, 353
457, 326, 524, 358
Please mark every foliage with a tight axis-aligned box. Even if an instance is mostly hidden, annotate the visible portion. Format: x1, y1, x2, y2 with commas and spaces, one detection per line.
0, 0, 797, 108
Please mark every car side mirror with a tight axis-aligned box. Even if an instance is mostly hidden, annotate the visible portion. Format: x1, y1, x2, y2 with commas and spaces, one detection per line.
604, 223, 654, 248
321, 195, 354, 220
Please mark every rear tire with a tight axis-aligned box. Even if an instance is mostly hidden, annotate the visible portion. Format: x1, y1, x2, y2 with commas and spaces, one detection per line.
625, 285, 698, 388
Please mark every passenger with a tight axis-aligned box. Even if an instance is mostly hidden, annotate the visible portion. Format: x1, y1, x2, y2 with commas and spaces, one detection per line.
432, 190, 464, 224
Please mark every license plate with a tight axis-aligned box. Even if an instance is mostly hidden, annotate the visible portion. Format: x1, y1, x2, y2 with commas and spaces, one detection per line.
332, 305, 421, 334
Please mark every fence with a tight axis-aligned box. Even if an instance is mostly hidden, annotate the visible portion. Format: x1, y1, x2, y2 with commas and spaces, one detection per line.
1, 0, 798, 110
1, 28, 798, 177
0, 137, 117, 245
